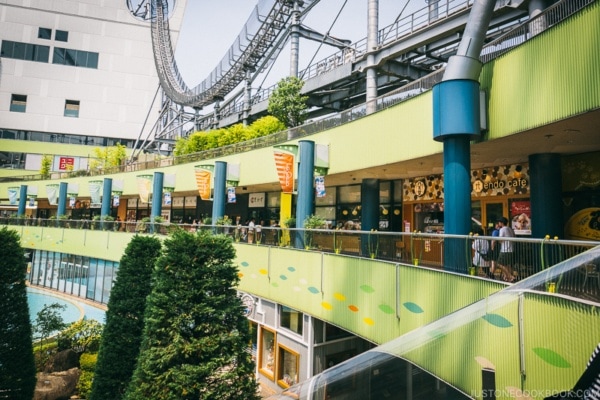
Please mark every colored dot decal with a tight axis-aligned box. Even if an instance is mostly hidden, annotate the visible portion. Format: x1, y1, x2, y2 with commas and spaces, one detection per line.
240, 261, 249, 267
287, 267, 296, 272
259, 269, 268, 275
363, 317, 375, 326
532, 348, 571, 368
271, 282, 279, 288
280, 275, 288, 280
250, 274, 258, 279
238, 272, 244, 278
482, 313, 513, 328
321, 302, 333, 310
360, 285, 375, 293
334, 293, 346, 301
299, 278, 308, 285
293, 286, 301, 292
348, 305, 359, 312
378, 304, 395, 314
403, 302, 424, 314
307, 287, 320, 294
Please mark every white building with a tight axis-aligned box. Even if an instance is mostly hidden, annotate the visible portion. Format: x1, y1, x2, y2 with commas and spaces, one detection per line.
0, 0, 187, 174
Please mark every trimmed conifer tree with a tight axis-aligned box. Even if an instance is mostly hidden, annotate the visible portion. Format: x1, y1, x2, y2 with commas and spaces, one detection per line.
89, 235, 162, 400
0, 227, 37, 400
125, 230, 259, 400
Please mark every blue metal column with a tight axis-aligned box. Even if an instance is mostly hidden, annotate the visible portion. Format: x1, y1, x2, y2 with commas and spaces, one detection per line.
212, 161, 227, 224
432, 0, 495, 273
149, 172, 164, 234
361, 179, 379, 256
18, 185, 27, 216
295, 140, 315, 249
101, 178, 113, 217
57, 182, 68, 217
101, 178, 113, 230
529, 153, 562, 238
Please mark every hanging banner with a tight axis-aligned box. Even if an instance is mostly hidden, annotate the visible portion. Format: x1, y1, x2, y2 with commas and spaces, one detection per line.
46, 184, 60, 205
273, 145, 298, 193
69, 196, 76, 208
227, 187, 236, 204
89, 180, 103, 205
164, 192, 172, 206
163, 173, 176, 193
67, 183, 79, 209
8, 187, 19, 205
136, 175, 153, 203
113, 194, 120, 207
315, 175, 326, 198
194, 165, 214, 200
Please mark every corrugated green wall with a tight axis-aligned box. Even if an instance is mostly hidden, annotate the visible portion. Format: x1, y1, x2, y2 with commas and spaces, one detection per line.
480, 1, 600, 138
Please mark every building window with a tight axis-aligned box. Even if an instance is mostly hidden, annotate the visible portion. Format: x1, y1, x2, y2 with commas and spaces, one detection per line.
280, 306, 303, 335
55, 30, 69, 42
64, 100, 80, 118
53, 47, 98, 69
10, 94, 27, 113
259, 328, 275, 380
1, 40, 50, 62
277, 344, 299, 388
38, 28, 52, 40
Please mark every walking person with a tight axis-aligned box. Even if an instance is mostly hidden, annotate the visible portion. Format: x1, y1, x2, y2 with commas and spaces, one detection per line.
473, 228, 493, 278
496, 217, 516, 282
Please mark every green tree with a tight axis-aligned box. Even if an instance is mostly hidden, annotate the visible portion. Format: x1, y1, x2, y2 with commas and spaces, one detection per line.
90, 235, 162, 400
0, 227, 37, 400
33, 303, 67, 350
246, 115, 286, 139
40, 154, 53, 179
125, 230, 259, 400
268, 76, 309, 127
89, 144, 127, 173
57, 319, 103, 354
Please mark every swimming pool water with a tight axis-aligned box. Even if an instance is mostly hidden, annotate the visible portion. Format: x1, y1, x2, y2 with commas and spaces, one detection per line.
27, 287, 105, 326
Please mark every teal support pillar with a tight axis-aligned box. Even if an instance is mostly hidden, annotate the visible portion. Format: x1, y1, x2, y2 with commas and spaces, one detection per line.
361, 179, 379, 257
433, 80, 479, 273
212, 161, 227, 224
295, 140, 315, 249
150, 172, 164, 234
57, 182, 68, 217
101, 178, 113, 230
101, 178, 113, 218
18, 185, 27, 216
529, 153, 562, 239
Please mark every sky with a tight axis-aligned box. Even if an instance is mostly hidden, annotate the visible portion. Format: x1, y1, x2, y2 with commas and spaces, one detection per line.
173, 0, 426, 93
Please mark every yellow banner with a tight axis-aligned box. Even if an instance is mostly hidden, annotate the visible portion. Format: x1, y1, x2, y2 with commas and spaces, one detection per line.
195, 169, 212, 200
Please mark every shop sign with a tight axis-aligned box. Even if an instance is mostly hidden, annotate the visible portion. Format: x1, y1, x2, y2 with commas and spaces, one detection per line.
249, 192, 265, 208
510, 200, 531, 235
471, 164, 529, 196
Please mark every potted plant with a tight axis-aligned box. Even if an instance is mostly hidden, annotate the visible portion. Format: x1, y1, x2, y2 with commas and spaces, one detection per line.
303, 215, 326, 249
367, 229, 379, 258
333, 229, 343, 254
281, 217, 296, 247
410, 231, 423, 266
216, 215, 232, 234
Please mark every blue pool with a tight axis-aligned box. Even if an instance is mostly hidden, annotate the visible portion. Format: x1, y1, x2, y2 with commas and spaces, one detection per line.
27, 287, 106, 325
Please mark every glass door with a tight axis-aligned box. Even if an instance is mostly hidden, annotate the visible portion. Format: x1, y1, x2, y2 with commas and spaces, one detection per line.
483, 201, 506, 235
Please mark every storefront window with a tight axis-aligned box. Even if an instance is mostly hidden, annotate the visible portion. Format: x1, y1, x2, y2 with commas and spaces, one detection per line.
280, 306, 303, 335
259, 328, 275, 379
277, 344, 299, 388
414, 202, 444, 233
338, 185, 360, 203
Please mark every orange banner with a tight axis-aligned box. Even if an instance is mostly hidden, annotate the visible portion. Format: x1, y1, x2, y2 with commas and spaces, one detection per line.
274, 151, 295, 193
195, 169, 212, 200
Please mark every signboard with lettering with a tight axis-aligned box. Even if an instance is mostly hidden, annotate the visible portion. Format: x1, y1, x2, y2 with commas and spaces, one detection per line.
249, 193, 265, 208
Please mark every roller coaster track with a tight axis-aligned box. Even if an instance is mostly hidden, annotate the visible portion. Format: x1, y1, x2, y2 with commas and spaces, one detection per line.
150, 0, 320, 109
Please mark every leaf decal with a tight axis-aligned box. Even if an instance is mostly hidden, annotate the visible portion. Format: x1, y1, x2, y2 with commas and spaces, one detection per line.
379, 304, 395, 314
240, 261, 249, 267
360, 285, 375, 293
287, 266, 296, 272
307, 286, 320, 294
403, 302, 424, 314
532, 348, 572, 368
482, 313, 513, 328
279, 275, 288, 280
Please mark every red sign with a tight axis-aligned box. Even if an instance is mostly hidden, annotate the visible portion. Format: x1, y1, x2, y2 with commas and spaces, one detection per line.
59, 157, 75, 170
